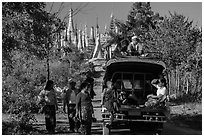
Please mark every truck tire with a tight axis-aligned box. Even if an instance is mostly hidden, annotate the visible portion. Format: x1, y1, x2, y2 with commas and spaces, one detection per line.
155, 123, 163, 135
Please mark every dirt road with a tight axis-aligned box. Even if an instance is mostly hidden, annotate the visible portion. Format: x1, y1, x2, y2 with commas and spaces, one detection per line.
30, 105, 201, 135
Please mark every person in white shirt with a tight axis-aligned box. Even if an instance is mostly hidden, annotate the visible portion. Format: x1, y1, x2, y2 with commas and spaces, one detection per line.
62, 80, 80, 133
127, 36, 143, 56
145, 78, 167, 107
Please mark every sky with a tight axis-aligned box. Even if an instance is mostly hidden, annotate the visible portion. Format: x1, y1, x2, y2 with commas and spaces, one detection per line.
46, 1, 202, 33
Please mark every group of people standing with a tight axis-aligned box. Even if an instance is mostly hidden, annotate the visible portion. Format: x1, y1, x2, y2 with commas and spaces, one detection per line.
38, 76, 96, 135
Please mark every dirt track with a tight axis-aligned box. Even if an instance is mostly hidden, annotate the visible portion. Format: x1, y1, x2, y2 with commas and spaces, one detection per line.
31, 114, 201, 135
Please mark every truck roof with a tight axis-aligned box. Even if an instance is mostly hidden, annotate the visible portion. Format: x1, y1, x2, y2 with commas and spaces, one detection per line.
104, 56, 166, 80
106, 57, 166, 69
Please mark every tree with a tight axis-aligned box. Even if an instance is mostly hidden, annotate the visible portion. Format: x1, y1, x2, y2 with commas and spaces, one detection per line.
3, 2, 89, 80
145, 12, 202, 100
105, 2, 164, 55
146, 12, 199, 69
2, 2, 50, 60
126, 2, 163, 37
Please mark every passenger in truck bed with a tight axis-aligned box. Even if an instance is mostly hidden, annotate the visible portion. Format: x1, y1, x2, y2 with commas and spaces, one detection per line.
145, 78, 167, 107
128, 89, 145, 105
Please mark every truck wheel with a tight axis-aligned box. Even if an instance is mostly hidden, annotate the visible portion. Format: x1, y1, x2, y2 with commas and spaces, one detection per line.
155, 123, 163, 135
102, 123, 110, 135
155, 130, 162, 135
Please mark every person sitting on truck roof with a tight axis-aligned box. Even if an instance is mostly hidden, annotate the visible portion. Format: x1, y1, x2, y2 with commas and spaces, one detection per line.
127, 36, 144, 56
145, 78, 167, 107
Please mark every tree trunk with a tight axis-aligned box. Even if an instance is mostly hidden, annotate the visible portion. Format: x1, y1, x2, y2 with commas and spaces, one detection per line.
177, 69, 180, 96
186, 78, 188, 94
167, 71, 171, 96
69, 59, 72, 74
46, 39, 50, 81
175, 69, 177, 98
46, 54, 50, 81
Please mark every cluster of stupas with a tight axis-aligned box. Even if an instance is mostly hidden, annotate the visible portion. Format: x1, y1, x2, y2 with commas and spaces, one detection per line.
54, 8, 119, 61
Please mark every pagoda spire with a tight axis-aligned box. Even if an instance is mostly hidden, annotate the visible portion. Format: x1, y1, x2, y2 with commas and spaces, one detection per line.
84, 24, 89, 48
92, 16, 103, 59
95, 17, 99, 39
92, 32, 103, 59
90, 26, 95, 43
67, 7, 75, 43
77, 30, 82, 51
96, 16, 99, 29
104, 24, 108, 35
73, 23, 78, 46
82, 30, 85, 49
109, 12, 115, 32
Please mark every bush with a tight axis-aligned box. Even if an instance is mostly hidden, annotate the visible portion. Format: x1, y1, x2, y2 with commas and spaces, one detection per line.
2, 109, 37, 135
170, 92, 202, 104
2, 92, 38, 135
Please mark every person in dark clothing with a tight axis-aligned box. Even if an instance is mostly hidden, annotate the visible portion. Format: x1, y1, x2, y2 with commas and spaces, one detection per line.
101, 81, 115, 125
38, 80, 58, 134
62, 80, 80, 133
76, 82, 94, 135
84, 76, 96, 99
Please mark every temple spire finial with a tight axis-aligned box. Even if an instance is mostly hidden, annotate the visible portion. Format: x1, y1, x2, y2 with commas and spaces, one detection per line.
96, 16, 99, 29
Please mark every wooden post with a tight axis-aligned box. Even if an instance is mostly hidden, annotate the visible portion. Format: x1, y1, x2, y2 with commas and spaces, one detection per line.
168, 72, 171, 96
46, 55, 50, 80
69, 59, 72, 74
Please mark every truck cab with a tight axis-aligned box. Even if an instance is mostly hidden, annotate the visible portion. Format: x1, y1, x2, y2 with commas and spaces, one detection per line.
101, 56, 170, 134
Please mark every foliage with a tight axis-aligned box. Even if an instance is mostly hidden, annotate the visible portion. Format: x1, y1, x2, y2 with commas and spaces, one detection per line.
2, 2, 47, 60
126, 2, 163, 37
145, 12, 202, 101
2, 112, 38, 135
146, 12, 200, 68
